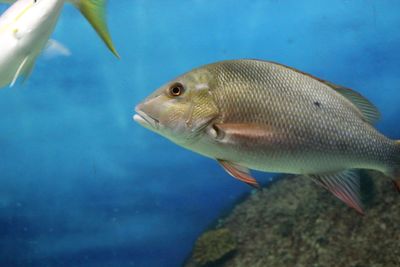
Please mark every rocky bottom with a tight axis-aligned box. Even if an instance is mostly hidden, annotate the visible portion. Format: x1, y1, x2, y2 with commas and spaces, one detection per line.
184, 171, 400, 267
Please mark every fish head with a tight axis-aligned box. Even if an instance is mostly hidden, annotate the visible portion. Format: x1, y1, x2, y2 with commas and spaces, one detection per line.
1, 0, 64, 41
134, 68, 219, 145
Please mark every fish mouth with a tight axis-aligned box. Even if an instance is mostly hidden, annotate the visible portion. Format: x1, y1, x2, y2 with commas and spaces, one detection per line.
133, 107, 159, 129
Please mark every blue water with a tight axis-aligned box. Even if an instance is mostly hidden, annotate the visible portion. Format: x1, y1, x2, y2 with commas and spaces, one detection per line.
0, 1, 399, 266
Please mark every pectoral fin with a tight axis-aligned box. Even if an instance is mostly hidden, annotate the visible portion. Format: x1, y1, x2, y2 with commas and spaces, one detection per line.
209, 123, 279, 145
10, 56, 33, 87
21, 59, 35, 83
310, 170, 364, 214
217, 159, 260, 189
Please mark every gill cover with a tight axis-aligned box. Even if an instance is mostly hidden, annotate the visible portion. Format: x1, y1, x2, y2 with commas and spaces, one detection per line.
184, 87, 219, 133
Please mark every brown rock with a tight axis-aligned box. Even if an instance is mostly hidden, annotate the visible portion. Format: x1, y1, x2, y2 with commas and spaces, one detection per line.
184, 171, 400, 267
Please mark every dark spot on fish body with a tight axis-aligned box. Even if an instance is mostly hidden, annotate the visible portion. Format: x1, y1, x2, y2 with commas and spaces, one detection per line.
313, 101, 322, 108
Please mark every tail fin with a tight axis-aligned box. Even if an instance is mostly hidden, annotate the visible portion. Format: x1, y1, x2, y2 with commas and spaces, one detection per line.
73, 0, 120, 58
391, 140, 400, 192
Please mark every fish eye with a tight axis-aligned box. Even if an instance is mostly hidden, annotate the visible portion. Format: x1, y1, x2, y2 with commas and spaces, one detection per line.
168, 83, 185, 97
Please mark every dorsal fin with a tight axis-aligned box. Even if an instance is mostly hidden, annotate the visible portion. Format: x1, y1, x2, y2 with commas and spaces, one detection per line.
323, 81, 380, 124
265, 61, 381, 125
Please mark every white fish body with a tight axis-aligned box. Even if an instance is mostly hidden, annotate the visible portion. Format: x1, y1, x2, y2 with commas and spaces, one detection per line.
0, 0, 119, 88
0, 0, 65, 88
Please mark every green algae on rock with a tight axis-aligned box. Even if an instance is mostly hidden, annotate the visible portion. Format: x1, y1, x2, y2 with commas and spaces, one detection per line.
185, 171, 400, 267
192, 228, 237, 266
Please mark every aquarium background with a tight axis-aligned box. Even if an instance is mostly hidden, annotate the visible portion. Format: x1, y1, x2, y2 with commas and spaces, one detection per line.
0, 0, 399, 266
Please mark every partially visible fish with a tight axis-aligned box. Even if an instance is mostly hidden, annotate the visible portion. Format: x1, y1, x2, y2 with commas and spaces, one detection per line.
0, 0, 118, 88
42, 39, 72, 59
134, 59, 400, 214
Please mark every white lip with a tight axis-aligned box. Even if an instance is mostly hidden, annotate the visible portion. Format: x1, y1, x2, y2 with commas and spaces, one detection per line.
133, 114, 147, 124
133, 107, 159, 129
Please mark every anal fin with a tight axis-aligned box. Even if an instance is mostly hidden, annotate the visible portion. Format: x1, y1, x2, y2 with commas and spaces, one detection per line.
310, 170, 364, 214
217, 159, 260, 189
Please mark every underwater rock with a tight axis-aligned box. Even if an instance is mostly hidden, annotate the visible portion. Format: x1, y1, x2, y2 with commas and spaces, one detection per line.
184, 171, 400, 267
191, 228, 237, 266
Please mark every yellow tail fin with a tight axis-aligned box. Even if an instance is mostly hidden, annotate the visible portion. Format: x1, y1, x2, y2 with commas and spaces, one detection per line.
74, 0, 120, 58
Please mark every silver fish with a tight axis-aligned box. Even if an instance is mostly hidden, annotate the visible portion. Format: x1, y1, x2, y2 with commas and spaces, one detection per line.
134, 59, 400, 214
0, 0, 119, 88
